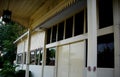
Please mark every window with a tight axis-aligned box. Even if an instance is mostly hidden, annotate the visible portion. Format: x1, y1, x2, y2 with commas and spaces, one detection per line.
30, 51, 35, 64
74, 10, 84, 36
97, 33, 114, 68
65, 16, 73, 39
46, 47, 56, 66
36, 48, 43, 65
24, 52, 26, 64
30, 48, 43, 65
58, 22, 64, 41
85, 8, 88, 33
46, 28, 51, 44
46, 9, 87, 44
52, 25, 57, 42
17, 53, 23, 64
85, 40, 88, 67
98, 0, 113, 28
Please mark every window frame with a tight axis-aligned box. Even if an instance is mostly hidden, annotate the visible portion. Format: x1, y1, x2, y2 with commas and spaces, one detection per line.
97, 33, 114, 68
30, 48, 43, 65
46, 8, 87, 44
16, 53, 23, 64
45, 47, 56, 66
30, 50, 36, 65
97, 0, 113, 29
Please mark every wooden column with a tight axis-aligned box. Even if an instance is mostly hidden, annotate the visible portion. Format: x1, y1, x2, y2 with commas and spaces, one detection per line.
87, 0, 97, 77
113, 0, 120, 77
25, 29, 31, 77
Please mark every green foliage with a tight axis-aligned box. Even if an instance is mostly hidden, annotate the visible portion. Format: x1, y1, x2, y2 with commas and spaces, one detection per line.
0, 21, 27, 76
0, 61, 32, 77
0, 22, 27, 66
0, 61, 17, 77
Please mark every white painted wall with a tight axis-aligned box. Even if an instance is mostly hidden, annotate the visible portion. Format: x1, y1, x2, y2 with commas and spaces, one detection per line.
16, 65, 43, 77
17, 31, 45, 57
29, 65, 42, 77
43, 66, 55, 77
30, 31, 45, 50
97, 68, 114, 77
57, 41, 85, 77
24, 39, 28, 52
16, 31, 45, 77
17, 41, 25, 53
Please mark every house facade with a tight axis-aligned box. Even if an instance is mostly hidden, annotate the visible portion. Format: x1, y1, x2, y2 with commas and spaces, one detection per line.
14, 0, 120, 77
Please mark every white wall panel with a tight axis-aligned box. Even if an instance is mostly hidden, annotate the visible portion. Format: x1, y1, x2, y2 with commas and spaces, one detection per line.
97, 68, 114, 77
17, 41, 24, 53
29, 65, 42, 77
30, 31, 45, 50
43, 66, 55, 77
57, 41, 85, 77
18, 65, 42, 77
24, 39, 28, 52
57, 45, 69, 77
69, 41, 85, 77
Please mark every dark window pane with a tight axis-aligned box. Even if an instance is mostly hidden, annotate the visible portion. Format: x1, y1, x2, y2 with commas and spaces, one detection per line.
97, 33, 114, 68
85, 40, 88, 67
36, 50, 40, 65
85, 9, 88, 33
75, 10, 84, 36
46, 48, 56, 66
58, 22, 64, 41
24, 52, 26, 64
46, 28, 51, 44
65, 16, 73, 39
98, 0, 113, 28
52, 25, 57, 42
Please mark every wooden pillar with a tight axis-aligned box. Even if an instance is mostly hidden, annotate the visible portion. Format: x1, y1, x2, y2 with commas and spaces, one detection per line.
87, 0, 97, 77
113, 0, 120, 77
25, 29, 31, 77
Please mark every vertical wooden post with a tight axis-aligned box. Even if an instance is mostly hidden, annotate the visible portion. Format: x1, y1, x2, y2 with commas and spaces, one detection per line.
25, 29, 31, 77
87, 0, 97, 77
113, 0, 120, 77
41, 31, 46, 77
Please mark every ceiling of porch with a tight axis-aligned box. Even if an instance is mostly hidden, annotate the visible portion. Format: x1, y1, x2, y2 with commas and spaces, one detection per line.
0, 0, 65, 29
